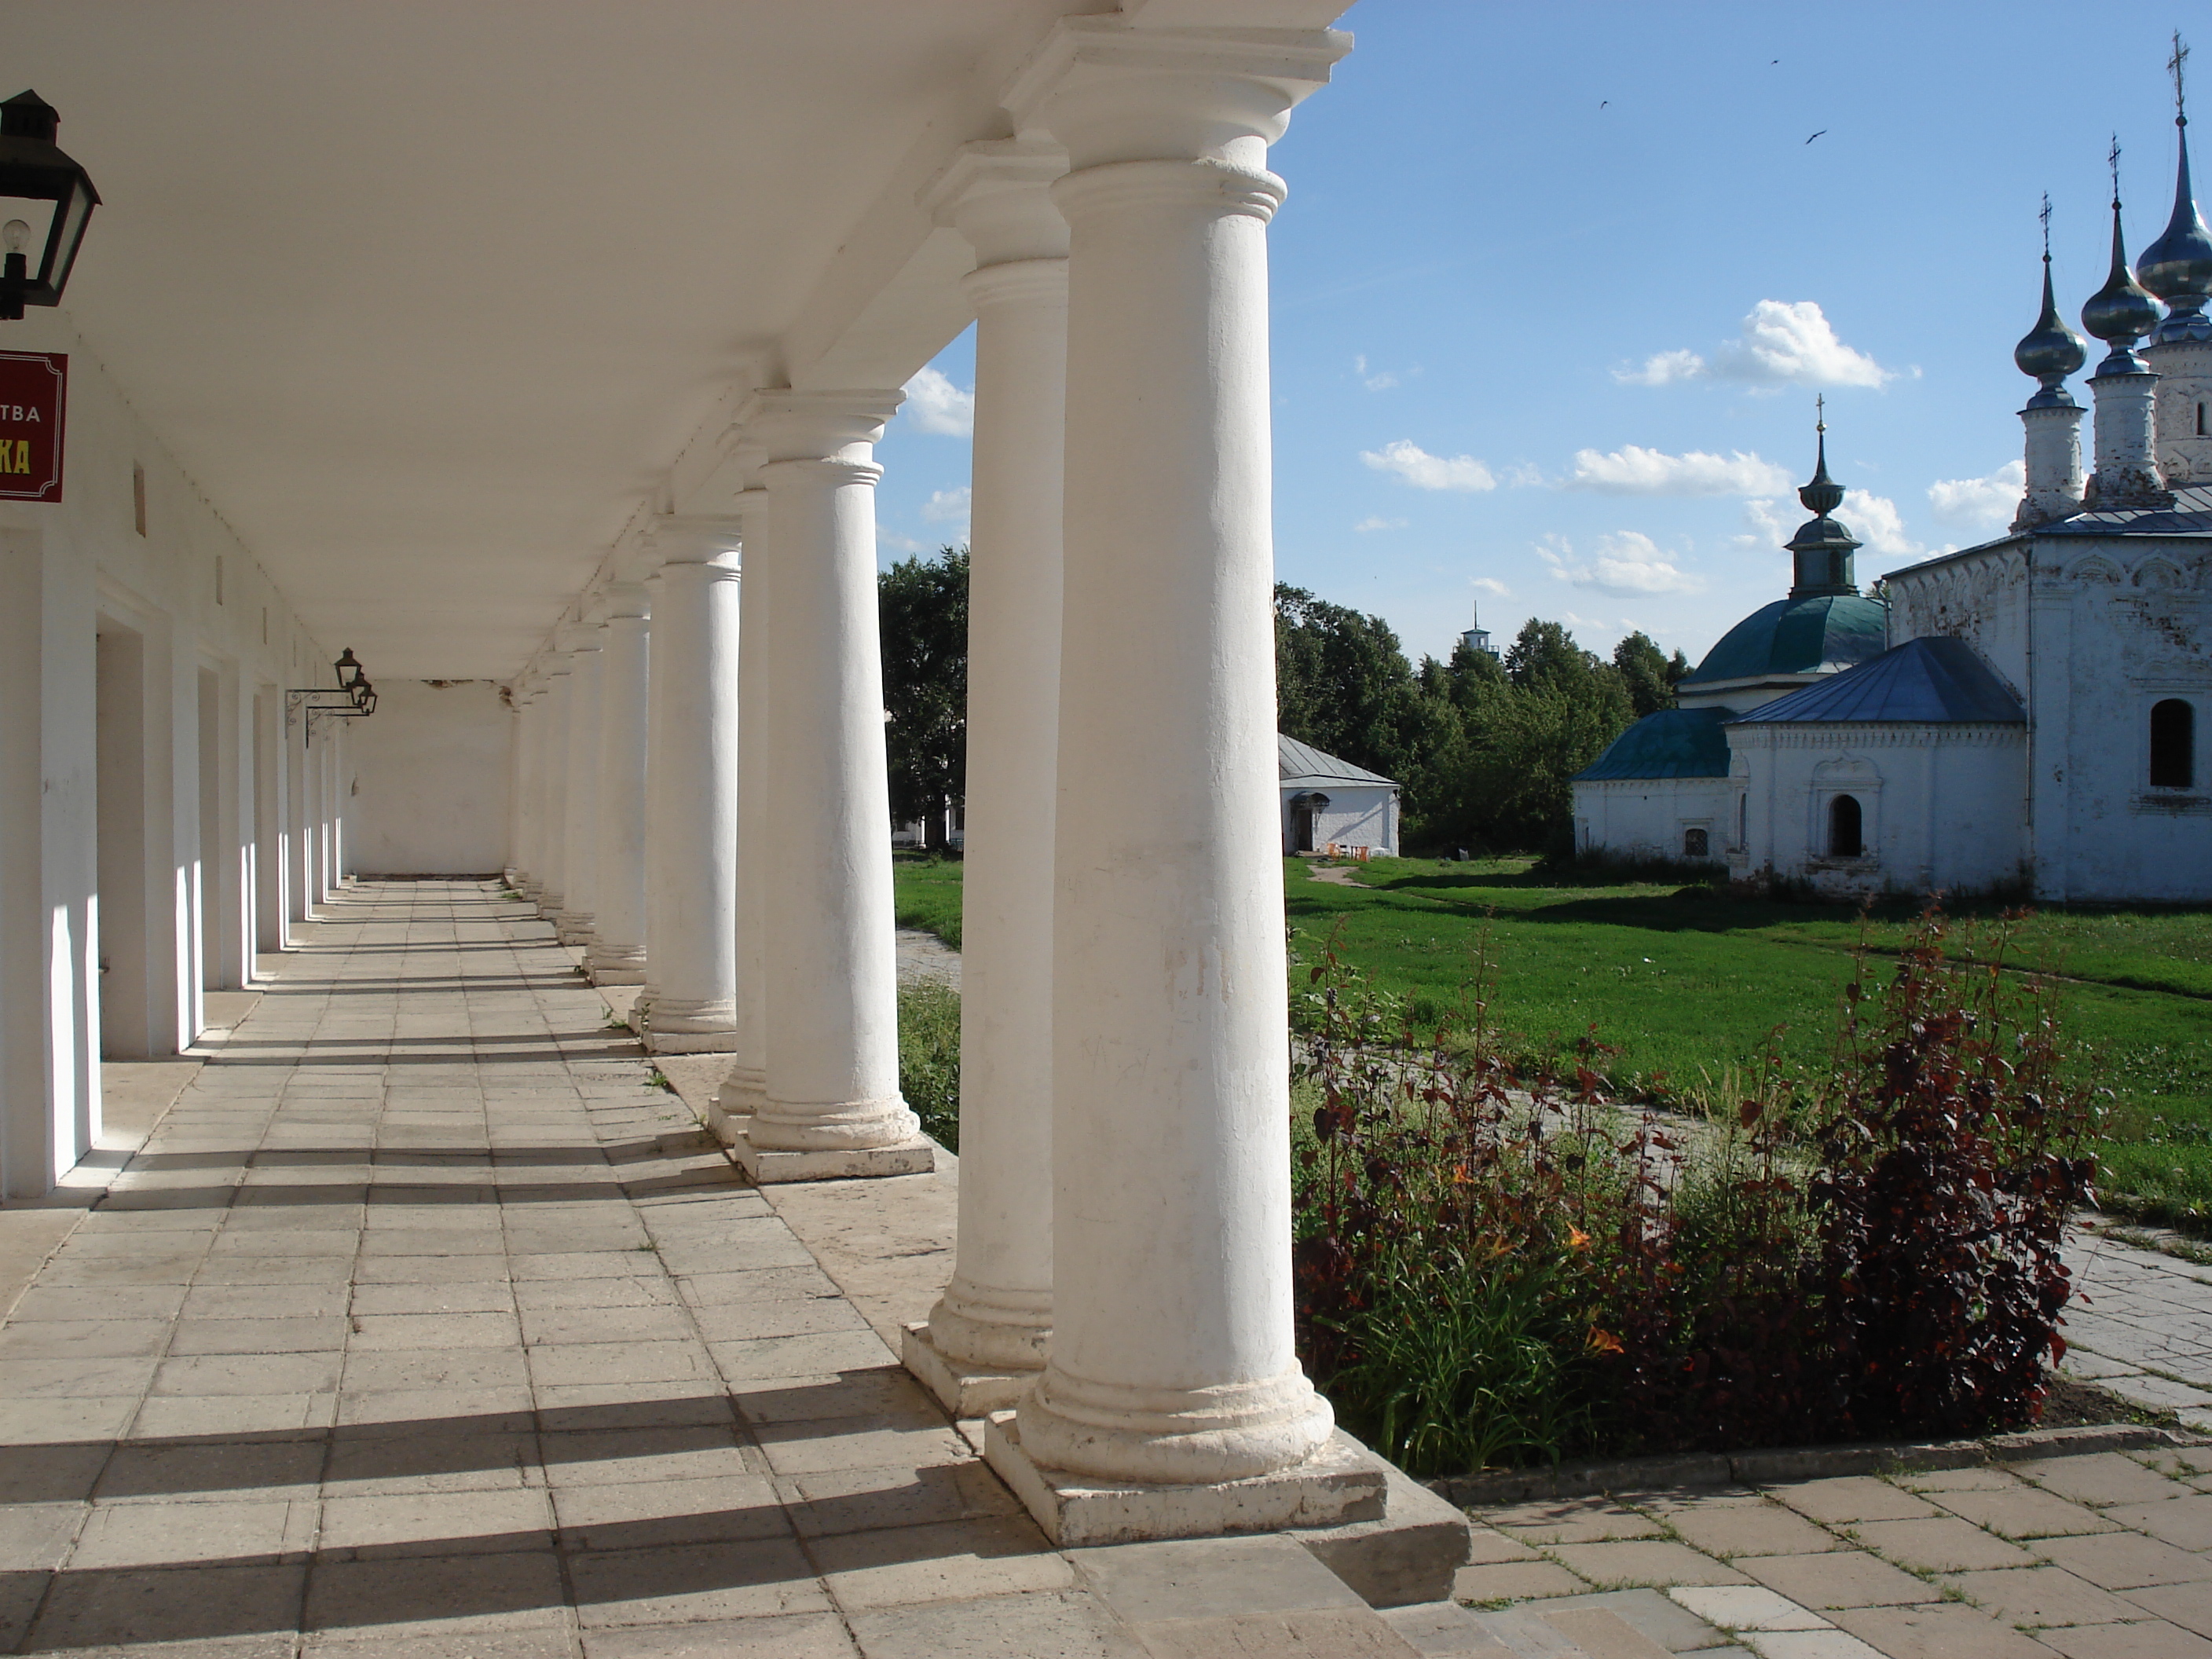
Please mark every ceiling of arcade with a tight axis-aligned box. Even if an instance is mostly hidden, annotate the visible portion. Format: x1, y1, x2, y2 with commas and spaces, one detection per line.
4, 0, 1126, 678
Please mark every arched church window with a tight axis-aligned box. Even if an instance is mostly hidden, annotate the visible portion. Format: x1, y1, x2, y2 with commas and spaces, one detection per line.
2151, 699, 2195, 789
2198, 401, 2207, 437
1828, 794, 1863, 858
1683, 827, 1708, 859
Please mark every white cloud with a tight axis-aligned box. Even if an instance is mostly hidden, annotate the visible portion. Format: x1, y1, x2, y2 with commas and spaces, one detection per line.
902, 366, 975, 435
1617, 301, 1891, 392
1613, 348, 1707, 387
877, 525, 927, 554
1360, 439, 1496, 493
1353, 515, 1408, 532
1840, 489, 1920, 557
918, 485, 970, 529
1353, 353, 1399, 391
1926, 460, 2023, 528
1731, 497, 1795, 550
1537, 530, 1705, 596
1503, 460, 1546, 488
1471, 577, 1511, 597
1563, 445, 1793, 496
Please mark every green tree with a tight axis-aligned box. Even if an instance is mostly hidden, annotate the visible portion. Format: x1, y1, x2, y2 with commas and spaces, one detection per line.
879, 546, 969, 848
1612, 630, 1691, 719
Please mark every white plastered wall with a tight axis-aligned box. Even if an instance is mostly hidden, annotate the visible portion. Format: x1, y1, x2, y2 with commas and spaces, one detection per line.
1571, 776, 1736, 864
1280, 784, 1397, 856
346, 680, 513, 875
1729, 724, 2027, 899
0, 312, 330, 1198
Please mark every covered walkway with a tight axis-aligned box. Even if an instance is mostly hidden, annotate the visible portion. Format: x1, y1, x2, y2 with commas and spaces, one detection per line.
0, 881, 1457, 1657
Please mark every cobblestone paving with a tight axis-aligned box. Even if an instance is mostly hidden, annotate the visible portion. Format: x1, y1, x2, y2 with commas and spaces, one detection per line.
2066, 1229, 2212, 1429
1437, 1447, 2212, 1657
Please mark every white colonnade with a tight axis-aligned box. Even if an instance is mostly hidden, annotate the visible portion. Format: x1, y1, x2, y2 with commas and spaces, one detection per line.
710, 485, 771, 1127
555, 618, 603, 947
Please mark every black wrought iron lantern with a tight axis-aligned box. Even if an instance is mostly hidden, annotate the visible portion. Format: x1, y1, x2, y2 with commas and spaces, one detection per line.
334, 648, 376, 715
0, 91, 99, 320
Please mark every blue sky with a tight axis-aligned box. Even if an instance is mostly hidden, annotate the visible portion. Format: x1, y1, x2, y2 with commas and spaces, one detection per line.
876, 1, 2200, 668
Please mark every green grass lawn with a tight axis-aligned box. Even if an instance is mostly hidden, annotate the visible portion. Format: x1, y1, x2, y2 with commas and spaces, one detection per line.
888, 851, 2212, 1225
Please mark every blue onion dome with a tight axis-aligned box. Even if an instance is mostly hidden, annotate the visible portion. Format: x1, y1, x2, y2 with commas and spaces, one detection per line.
2137, 118, 2212, 337
2016, 255, 2088, 399
2084, 200, 2162, 346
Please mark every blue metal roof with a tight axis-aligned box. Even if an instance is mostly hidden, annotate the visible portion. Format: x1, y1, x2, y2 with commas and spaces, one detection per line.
1573, 708, 1735, 782
1727, 635, 2025, 726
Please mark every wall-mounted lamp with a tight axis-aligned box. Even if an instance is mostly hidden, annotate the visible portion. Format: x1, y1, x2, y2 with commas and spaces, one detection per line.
0, 91, 98, 320
287, 648, 379, 742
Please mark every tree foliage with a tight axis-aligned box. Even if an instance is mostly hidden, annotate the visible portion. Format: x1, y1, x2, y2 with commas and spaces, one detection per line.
1273, 585, 1657, 853
879, 546, 969, 845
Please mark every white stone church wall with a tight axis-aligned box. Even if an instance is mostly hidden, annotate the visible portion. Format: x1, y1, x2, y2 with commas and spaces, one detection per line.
1571, 777, 1736, 864
2030, 543, 2212, 901
1730, 725, 2027, 899
0, 310, 329, 1198
348, 680, 513, 874
1888, 544, 2031, 701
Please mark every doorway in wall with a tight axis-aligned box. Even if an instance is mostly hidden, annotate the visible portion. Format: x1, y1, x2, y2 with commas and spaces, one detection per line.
96, 621, 151, 1057
1288, 792, 1328, 853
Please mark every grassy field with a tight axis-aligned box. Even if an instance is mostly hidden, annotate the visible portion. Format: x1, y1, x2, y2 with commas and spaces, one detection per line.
888, 851, 2212, 1225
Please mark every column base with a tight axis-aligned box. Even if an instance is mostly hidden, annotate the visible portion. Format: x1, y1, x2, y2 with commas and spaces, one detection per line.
983, 1412, 1387, 1548
902, 1321, 1040, 1418
586, 945, 647, 985
643, 1027, 740, 1055
555, 914, 596, 948
724, 1119, 936, 1184
536, 893, 565, 921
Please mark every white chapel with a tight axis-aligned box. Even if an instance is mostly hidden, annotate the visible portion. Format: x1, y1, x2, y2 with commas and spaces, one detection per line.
1574, 98, 2212, 904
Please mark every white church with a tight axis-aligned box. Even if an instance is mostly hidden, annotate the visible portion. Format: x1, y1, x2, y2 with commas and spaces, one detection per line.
1575, 106, 2212, 904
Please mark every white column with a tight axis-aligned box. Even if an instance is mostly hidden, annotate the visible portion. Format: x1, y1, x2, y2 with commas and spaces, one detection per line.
587, 584, 652, 983
907, 141, 1068, 1404
712, 485, 771, 1120
506, 687, 530, 890
512, 685, 543, 896
735, 391, 925, 1177
537, 659, 573, 920
556, 618, 604, 947
1008, 20, 1348, 1489
640, 518, 741, 1051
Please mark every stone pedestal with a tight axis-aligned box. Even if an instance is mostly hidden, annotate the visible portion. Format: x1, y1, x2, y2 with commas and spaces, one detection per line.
983, 1413, 1386, 1549
732, 391, 920, 1178
1005, 17, 1350, 1497
585, 584, 650, 985
639, 518, 742, 1054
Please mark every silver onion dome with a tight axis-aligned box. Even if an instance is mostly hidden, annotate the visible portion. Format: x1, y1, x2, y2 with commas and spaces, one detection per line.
2137, 117, 2212, 339
2016, 254, 2087, 401
2082, 196, 2161, 370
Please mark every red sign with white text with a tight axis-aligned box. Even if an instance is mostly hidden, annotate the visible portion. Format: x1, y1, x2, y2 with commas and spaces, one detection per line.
0, 351, 65, 502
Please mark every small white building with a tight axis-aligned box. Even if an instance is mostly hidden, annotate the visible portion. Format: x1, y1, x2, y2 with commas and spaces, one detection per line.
1279, 734, 1400, 856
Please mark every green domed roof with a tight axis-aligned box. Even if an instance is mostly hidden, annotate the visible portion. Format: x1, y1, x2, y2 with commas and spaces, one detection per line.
1679, 593, 1888, 688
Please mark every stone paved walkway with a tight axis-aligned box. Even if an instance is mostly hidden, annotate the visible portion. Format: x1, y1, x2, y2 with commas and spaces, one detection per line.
4, 877, 2212, 1659
2067, 1228, 2212, 1429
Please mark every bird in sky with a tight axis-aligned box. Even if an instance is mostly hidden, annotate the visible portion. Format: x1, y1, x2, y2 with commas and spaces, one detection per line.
1806, 130, 1827, 143
1599, 99, 1609, 108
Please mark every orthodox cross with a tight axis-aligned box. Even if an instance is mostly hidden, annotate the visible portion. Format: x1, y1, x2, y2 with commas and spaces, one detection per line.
2174, 30, 2190, 124
1815, 393, 1826, 436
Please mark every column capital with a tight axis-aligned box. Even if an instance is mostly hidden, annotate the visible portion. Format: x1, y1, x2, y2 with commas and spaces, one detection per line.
555, 621, 596, 654
922, 138, 1069, 267
741, 389, 903, 464
1004, 16, 1350, 171
653, 513, 745, 567
602, 580, 650, 621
